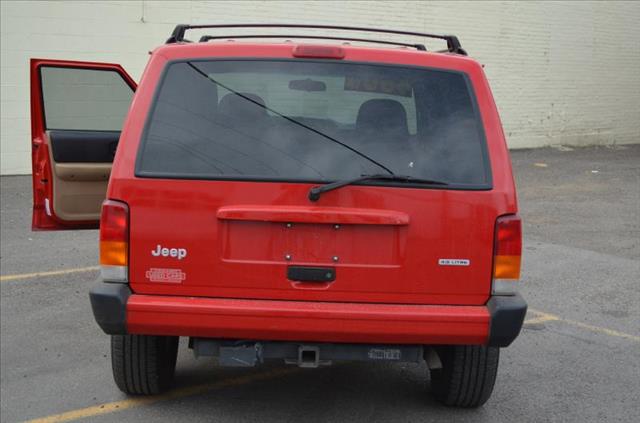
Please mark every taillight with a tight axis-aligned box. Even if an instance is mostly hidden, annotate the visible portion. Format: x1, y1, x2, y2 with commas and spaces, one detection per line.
492, 214, 522, 295
292, 45, 345, 59
100, 200, 129, 283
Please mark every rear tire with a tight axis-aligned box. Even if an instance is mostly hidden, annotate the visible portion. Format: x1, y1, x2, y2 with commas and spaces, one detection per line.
111, 334, 179, 395
429, 345, 499, 407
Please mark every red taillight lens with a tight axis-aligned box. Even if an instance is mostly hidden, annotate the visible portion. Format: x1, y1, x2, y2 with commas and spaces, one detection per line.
100, 200, 129, 281
493, 214, 522, 280
292, 45, 345, 59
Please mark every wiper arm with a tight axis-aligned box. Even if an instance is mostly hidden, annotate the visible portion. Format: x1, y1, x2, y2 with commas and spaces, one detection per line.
186, 62, 394, 175
308, 174, 448, 201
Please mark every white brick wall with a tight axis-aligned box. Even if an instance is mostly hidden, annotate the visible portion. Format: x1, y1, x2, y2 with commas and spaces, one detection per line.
1, 0, 639, 175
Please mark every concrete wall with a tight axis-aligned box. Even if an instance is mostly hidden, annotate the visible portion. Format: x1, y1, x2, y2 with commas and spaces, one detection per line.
1, 0, 639, 175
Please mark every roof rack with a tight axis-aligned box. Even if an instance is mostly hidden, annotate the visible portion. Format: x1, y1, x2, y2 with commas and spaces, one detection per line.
166, 24, 467, 55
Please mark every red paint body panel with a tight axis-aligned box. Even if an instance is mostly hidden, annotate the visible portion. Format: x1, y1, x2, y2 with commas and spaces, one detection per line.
125, 179, 502, 304
29, 59, 136, 230
102, 43, 517, 307
127, 294, 490, 344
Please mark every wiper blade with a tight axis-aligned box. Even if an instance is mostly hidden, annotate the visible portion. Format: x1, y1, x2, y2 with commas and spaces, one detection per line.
308, 174, 448, 201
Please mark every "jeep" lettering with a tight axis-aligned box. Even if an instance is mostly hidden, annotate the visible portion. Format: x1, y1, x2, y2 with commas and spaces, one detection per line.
151, 244, 187, 260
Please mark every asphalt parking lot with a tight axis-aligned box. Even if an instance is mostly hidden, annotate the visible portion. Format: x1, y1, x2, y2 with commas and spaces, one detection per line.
1, 145, 639, 422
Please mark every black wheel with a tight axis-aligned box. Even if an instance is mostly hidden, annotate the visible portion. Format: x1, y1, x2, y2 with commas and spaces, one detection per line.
429, 345, 499, 407
111, 334, 179, 395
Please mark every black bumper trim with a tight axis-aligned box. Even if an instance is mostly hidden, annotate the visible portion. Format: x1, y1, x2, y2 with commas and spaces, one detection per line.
486, 293, 527, 347
89, 281, 131, 335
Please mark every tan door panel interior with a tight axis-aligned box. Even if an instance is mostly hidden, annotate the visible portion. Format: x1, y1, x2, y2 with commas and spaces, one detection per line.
48, 136, 111, 222
55, 163, 111, 182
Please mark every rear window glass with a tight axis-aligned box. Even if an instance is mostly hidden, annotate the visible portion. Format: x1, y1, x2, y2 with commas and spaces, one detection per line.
137, 60, 490, 188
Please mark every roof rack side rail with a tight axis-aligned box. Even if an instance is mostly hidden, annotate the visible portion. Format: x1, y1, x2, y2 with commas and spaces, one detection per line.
166, 24, 466, 55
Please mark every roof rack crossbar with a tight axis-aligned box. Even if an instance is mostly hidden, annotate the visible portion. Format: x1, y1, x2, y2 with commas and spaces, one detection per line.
198, 34, 426, 51
166, 24, 465, 54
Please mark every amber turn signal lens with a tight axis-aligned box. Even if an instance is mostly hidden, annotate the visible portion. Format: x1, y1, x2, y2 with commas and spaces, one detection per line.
493, 255, 521, 279
100, 240, 128, 266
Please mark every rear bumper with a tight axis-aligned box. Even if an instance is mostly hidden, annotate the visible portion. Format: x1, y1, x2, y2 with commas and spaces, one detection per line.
90, 283, 526, 347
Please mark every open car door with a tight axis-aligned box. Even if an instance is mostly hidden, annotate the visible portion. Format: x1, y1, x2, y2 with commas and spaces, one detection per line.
30, 59, 136, 230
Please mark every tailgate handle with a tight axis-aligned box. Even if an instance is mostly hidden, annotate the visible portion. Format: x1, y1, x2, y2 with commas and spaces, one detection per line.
287, 266, 335, 283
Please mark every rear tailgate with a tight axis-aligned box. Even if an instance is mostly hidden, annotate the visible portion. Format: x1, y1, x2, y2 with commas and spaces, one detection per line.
128, 180, 498, 305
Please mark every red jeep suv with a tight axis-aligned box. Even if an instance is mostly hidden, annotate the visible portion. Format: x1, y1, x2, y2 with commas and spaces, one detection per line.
30, 24, 526, 407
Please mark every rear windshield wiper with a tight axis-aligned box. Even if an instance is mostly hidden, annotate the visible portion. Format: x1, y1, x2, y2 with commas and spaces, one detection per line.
308, 174, 448, 201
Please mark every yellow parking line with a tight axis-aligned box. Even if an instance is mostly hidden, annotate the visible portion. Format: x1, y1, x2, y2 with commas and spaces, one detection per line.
24, 367, 298, 423
0, 266, 99, 282
528, 308, 639, 342
523, 311, 559, 325
558, 317, 640, 341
